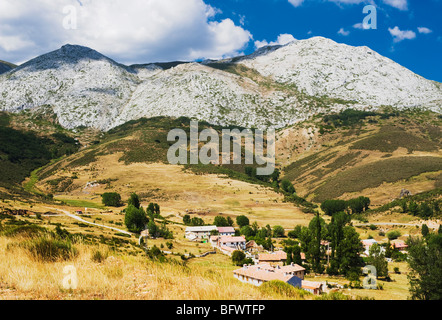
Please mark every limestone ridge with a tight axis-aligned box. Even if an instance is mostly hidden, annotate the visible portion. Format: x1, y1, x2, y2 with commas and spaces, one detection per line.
0, 38, 440, 131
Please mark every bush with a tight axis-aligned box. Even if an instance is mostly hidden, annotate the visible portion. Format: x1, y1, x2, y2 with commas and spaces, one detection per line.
236, 215, 250, 228
272, 225, 285, 238
386, 230, 401, 240
101, 193, 123, 207
232, 250, 246, 266
259, 280, 310, 299
91, 248, 109, 263
25, 237, 78, 262
124, 205, 148, 233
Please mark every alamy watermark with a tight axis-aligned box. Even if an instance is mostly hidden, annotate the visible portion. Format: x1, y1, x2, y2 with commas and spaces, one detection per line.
62, 265, 78, 290
362, 5, 377, 30
362, 265, 377, 289
167, 121, 275, 176
63, 5, 78, 30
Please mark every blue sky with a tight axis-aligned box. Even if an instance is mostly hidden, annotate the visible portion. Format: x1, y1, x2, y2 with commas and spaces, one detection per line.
0, 0, 440, 81
205, 0, 442, 82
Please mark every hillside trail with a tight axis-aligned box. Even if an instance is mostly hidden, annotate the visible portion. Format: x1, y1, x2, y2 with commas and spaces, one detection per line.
44, 207, 132, 236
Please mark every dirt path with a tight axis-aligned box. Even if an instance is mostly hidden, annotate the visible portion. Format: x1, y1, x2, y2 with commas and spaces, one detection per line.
46, 207, 132, 236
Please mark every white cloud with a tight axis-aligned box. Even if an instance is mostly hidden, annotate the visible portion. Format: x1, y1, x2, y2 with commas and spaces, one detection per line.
0, 0, 252, 65
417, 27, 432, 34
288, 0, 305, 7
289, 0, 408, 10
254, 34, 296, 49
337, 28, 350, 36
388, 26, 416, 42
382, 0, 408, 11
353, 23, 369, 30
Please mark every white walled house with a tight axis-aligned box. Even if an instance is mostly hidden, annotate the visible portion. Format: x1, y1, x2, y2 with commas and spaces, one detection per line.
217, 236, 246, 250
185, 226, 218, 240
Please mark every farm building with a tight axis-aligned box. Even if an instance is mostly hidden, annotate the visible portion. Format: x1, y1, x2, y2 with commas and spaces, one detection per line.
217, 226, 236, 236
217, 236, 246, 250
258, 251, 287, 266
233, 263, 321, 294
185, 226, 218, 240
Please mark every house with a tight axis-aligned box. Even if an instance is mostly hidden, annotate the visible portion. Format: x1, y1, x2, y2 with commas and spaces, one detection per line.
361, 239, 379, 256
391, 240, 408, 251
185, 226, 218, 241
217, 226, 235, 236
233, 263, 321, 294
233, 263, 303, 287
246, 240, 265, 254
209, 235, 219, 247
301, 280, 324, 295
258, 251, 287, 266
217, 236, 246, 250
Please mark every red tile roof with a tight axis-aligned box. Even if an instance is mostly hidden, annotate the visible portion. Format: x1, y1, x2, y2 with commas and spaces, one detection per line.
258, 251, 287, 262
217, 227, 235, 233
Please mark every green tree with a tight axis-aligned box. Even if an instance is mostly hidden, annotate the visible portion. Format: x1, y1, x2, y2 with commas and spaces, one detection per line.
419, 203, 433, 218
320, 200, 347, 216
214, 216, 229, 227
407, 234, 442, 300
328, 212, 351, 270
281, 180, 296, 194
347, 196, 370, 214
285, 244, 303, 266
236, 215, 250, 228
232, 250, 246, 266
127, 193, 140, 209
101, 192, 122, 207
367, 243, 389, 279
387, 230, 401, 240
183, 214, 191, 225
240, 225, 255, 237
422, 224, 430, 237
339, 226, 364, 277
124, 205, 148, 233
147, 220, 159, 238
288, 225, 302, 239
272, 225, 285, 238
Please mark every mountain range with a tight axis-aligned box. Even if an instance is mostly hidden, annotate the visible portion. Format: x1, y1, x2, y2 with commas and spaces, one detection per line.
0, 37, 441, 131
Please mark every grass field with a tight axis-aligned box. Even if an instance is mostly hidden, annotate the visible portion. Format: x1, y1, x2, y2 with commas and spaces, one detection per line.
312, 156, 442, 202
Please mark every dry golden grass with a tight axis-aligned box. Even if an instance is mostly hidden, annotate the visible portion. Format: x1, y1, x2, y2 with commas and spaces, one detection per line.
36, 153, 312, 229
0, 234, 313, 300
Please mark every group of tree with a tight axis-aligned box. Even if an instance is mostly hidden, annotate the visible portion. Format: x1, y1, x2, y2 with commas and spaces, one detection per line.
398, 199, 440, 219
244, 166, 280, 186
231, 250, 253, 266
213, 215, 234, 227
286, 212, 364, 278
406, 229, 442, 300
182, 215, 205, 226
320, 196, 371, 216
236, 217, 275, 251
124, 193, 173, 239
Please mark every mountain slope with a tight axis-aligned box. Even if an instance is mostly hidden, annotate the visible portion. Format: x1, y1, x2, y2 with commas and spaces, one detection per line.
0, 45, 140, 130
277, 110, 442, 204
236, 37, 442, 110
0, 38, 441, 132
0, 60, 16, 75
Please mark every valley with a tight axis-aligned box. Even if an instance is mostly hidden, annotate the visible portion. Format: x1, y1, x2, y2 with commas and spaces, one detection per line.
0, 36, 441, 301
0, 108, 440, 300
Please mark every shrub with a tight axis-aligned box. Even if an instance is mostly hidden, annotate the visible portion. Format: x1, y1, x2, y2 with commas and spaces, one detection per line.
259, 280, 310, 299
124, 205, 148, 233
231, 250, 246, 266
386, 230, 401, 240
272, 225, 285, 238
25, 237, 78, 262
91, 248, 109, 263
101, 192, 123, 207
